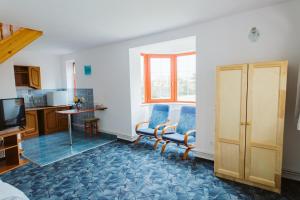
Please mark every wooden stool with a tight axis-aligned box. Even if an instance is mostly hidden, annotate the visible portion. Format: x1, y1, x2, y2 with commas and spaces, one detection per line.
84, 118, 99, 136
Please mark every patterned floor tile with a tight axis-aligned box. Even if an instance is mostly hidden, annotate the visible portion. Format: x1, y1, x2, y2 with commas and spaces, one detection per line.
22, 131, 117, 166
0, 139, 300, 200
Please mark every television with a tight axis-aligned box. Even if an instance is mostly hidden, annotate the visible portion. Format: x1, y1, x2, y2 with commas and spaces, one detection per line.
0, 98, 26, 131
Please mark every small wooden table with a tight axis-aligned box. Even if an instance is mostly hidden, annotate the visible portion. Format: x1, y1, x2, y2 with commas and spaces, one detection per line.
56, 109, 95, 145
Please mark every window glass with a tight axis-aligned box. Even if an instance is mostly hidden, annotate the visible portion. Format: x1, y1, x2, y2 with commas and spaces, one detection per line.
150, 58, 171, 99
140, 56, 144, 102
177, 55, 196, 101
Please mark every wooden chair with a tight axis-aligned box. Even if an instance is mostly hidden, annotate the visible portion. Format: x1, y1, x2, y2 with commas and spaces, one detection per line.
161, 106, 196, 160
135, 104, 170, 149
84, 118, 99, 136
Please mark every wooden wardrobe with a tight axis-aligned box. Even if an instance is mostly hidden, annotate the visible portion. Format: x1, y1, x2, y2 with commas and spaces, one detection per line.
214, 61, 288, 193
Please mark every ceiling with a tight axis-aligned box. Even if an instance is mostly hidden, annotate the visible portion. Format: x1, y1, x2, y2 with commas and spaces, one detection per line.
0, 0, 289, 55
134, 37, 196, 55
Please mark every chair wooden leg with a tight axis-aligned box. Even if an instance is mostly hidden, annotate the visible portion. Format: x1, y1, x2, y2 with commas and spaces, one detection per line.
153, 139, 161, 150
134, 135, 142, 144
161, 141, 170, 154
84, 123, 87, 137
90, 123, 92, 137
93, 122, 96, 136
183, 148, 192, 160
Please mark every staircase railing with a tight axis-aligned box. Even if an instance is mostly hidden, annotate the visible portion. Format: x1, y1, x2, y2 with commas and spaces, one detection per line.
0, 23, 21, 41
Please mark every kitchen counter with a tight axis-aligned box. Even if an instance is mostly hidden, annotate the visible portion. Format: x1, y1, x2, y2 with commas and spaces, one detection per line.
26, 105, 71, 111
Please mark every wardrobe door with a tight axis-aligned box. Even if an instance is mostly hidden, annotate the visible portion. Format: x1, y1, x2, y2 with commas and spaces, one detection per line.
215, 64, 248, 179
245, 61, 288, 192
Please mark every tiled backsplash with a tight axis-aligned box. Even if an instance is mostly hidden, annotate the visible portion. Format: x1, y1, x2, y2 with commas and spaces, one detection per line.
17, 88, 66, 108
72, 89, 95, 130
17, 88, 95, 130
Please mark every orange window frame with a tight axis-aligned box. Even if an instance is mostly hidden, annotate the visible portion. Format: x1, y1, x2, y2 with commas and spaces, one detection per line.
143, 52, 196, 103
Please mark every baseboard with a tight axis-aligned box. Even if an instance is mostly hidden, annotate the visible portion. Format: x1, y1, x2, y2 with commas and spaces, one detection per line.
72, 125, 137, 142
117, 134, 138, 142
98, 128, 138, 142
282, 169, 300, 181
192, 149, 214, 161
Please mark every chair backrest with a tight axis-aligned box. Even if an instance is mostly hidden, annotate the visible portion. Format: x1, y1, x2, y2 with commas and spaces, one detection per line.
176, 106, 196, 135
148, 104, 169, 129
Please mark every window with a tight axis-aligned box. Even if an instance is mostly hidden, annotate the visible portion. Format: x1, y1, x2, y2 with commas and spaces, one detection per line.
143, 52, 196, 103
66, 60, 76, 103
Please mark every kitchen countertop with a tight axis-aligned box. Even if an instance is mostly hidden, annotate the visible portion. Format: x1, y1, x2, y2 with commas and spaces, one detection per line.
26, 105, 71, 111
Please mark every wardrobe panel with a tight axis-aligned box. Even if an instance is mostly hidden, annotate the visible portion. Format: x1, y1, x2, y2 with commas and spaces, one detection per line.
245, 61, 288, 193
215, 65, 248, 180
219, 70, 243, 141
219, 143, 240, 177
251, 67, 280, 145
249, 147, 276, 187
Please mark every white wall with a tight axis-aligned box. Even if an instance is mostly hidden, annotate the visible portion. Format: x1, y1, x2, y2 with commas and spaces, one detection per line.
62, 46, 133, 138
12, 51, 63, 89
0, 60, 17, 99
62, 1, 300, 177
0, 51, 63, 100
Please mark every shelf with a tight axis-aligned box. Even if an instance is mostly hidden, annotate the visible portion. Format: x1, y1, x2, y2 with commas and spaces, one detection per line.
95, 107, 108, 111
15, 70, 28, 73
0, 128, 27, 175
0, 145, 18, 152
0, 159, 28, 175
0, 127, 27, 137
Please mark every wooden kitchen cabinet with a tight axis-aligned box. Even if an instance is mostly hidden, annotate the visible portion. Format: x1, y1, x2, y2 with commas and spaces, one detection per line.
42, 108, 58, 134
23, 110, 39, 139
22, 106, 70, 137
29, 67, 41, 89
14, 65, 41, 89
56, 107, 69, 131
40, 107, 70, 134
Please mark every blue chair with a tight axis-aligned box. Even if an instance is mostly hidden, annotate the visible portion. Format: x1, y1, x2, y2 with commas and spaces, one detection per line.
161, 106, 196, 160
135, 104, 170, 149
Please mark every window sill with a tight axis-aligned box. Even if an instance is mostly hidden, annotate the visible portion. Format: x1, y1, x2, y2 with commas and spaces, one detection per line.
141, 102, 196, 107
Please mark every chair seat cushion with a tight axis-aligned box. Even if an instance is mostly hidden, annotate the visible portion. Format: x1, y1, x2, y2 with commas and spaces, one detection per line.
162, 133, 195, 144
137, 128, 162, 136
137, 128, 174, 137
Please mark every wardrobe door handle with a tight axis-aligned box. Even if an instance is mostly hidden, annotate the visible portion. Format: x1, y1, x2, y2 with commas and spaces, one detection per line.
246, 122, 252, 126
240, 122, 246, 125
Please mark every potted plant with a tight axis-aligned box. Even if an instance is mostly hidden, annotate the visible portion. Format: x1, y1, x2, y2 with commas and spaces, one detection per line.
73, 96, 86, 110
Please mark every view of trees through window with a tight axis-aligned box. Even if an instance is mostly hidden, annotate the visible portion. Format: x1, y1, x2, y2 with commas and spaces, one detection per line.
177, 54, 196, 101
150, 58, 171, 99
141, 52, 196, 103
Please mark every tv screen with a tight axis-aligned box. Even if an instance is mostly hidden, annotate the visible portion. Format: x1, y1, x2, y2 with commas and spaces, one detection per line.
0, 98, 26, 131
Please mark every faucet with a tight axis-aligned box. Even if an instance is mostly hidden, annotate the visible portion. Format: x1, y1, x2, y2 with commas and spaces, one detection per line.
30, 96, 36, 107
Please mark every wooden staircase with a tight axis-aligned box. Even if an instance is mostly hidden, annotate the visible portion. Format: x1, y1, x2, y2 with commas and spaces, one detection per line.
0, 23, 43, 64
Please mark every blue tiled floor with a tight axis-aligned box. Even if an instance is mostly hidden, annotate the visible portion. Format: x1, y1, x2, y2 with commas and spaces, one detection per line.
22, 131, 117, 166
1, 138, 300, 199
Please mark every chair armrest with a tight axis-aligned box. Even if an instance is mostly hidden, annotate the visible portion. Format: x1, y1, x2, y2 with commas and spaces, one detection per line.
154, 122, 170, 138
184, 129, 196, 146
135, 121, 149, 132
162, 125, 177, 136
